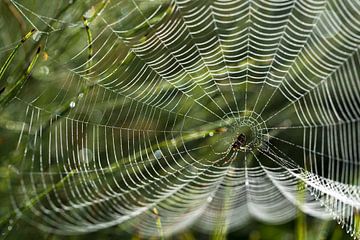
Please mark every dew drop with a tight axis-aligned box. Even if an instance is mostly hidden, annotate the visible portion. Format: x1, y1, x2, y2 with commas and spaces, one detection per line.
32, 31, 41, 42
84, 6, 96, 19
154, 150, 162, 160
79, 148, 93, 163
69, 101, 76, 108
39, 66, 49, 75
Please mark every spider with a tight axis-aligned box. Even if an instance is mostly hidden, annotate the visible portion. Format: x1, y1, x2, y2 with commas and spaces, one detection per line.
232, 133, 246, 151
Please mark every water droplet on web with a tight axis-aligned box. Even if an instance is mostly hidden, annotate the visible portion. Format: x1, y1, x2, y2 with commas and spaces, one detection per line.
39, 66, 49, 75
32, 31, 41, 42
84, 6, 96, 19
209, 132, 214, 137
207, 196, 213, 202
154, 149, 162, 160
79, 148, 93, 164
69, 101, 76, 108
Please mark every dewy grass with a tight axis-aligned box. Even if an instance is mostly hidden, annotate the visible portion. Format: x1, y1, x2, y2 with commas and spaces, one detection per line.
0, 28, 35, 86
296, 180, 307, 240
0, 45, 40, 106
82, 16, 93, 68
152, 207, 165, 240
82, 0, 110, 68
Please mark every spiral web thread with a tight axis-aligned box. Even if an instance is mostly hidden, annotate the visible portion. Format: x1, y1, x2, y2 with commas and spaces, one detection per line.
0, 0, 360, 238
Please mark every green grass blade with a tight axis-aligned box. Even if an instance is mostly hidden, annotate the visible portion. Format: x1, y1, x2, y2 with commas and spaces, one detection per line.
0, 46, 41, 106
0, 29, 35, 84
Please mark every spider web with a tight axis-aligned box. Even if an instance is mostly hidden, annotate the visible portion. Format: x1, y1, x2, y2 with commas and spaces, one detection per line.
0, 0, 360, 238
